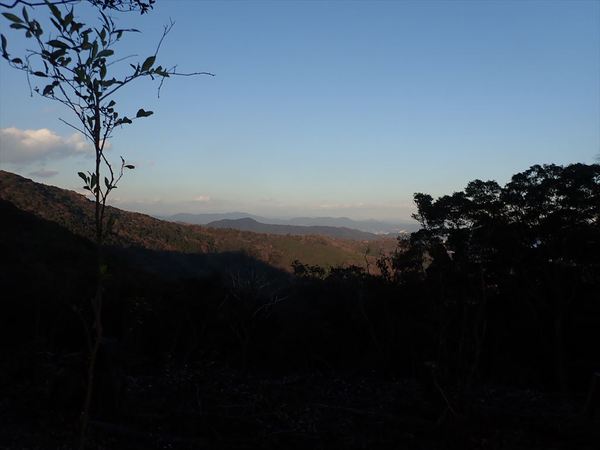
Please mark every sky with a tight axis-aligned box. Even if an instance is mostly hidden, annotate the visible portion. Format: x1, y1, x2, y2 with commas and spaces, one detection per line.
1, 0, 599, 221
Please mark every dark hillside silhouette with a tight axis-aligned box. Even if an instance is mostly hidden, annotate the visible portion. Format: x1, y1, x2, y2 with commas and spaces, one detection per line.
0, 163, 599, 449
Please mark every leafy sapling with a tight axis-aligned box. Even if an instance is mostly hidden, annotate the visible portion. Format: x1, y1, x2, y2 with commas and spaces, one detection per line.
1, 2, 213, 447
1, 3, 212, 242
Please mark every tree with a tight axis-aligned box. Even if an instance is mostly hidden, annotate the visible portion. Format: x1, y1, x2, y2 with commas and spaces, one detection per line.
0, 0, 155, 14
405, 163, 600, 397
1, 2, 213, 447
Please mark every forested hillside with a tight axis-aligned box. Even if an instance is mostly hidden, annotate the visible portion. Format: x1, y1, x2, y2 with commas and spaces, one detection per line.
0, 170, 396, 272
1, 163, 599, 449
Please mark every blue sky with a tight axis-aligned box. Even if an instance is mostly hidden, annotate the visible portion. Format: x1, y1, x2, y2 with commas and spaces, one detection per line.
1, 0, 599, 220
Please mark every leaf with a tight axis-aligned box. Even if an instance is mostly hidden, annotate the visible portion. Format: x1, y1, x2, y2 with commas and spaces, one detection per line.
64, 12, 73, 28
47, 39, 68, 49
11, 58, 22, 64
104, 177, 110, 189
33, 71, 47, 77
47, 2, 62, 22
136, 108, 153, 118
124, 164, 135, 170
22, 7, 28, 23
1, 34, 6, 54
2, 13, 23, 24
50, 18, 62, 33
32, 20, 43, 37
141, 55, 155, 72
78, 172, 88, 182
49, 49, 66, 60
96, 49, 113, 58
42, 84, 54, 96
100, 79, 117, 88
100, 64, 106, 79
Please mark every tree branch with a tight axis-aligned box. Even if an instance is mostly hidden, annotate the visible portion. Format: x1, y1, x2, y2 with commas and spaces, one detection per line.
0, 0, 79, 8
59, 117, 93, 141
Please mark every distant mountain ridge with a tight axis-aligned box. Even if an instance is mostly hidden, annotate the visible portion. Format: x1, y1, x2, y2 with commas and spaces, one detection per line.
166, 212, 268, 224
206, 217, 379, 241
286, 216, 418, 234
164, 213, 418, 234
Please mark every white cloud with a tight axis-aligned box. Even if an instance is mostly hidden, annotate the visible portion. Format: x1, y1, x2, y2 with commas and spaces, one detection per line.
0, 127, 93, 165
192, 195, 211, 203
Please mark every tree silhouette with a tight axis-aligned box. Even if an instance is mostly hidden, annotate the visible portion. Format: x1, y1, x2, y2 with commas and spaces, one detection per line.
1, 2, 213, 447
0, 0, 155, 14
404, 163, 600, 396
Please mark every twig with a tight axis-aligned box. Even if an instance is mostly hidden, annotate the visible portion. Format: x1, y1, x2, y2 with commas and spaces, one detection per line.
0, 0, 78, 7
59, 118, 93, 141
106, 53, 138, 67
432, 376, 457, 417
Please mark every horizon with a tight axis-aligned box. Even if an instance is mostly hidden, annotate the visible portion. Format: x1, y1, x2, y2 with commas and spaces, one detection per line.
1, 0, 599, 221
0, 167, 418, 225
163, 211, 416, 224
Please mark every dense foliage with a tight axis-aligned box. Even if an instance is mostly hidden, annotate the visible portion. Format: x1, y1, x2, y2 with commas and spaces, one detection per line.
382, 163, 600, 392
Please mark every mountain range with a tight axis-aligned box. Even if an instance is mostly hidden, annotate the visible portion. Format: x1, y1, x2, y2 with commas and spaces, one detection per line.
163, 212, 418, 235
205, 217, 381, 241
